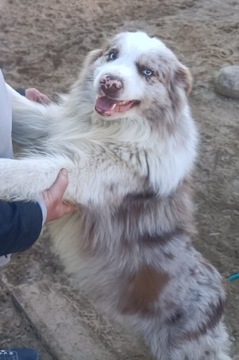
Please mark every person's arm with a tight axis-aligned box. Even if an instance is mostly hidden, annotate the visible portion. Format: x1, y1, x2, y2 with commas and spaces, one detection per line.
0, 200, 43, 255
15, 87, 50, 104
0, 169, 75, 256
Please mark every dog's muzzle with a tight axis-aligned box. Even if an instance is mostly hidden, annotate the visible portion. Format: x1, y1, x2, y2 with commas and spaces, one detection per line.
95, 74, 139, 117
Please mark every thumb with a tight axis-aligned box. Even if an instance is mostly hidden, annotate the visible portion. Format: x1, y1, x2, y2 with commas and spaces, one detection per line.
60, 202, 76, 215
48, 169, 69, 201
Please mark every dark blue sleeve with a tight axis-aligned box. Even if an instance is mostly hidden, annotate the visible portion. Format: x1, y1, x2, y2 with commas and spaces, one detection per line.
0, 200, 43, 256
15, 88, 26, 96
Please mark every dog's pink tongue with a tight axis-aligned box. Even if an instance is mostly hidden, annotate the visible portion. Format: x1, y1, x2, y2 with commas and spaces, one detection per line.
95, 96, 117, 115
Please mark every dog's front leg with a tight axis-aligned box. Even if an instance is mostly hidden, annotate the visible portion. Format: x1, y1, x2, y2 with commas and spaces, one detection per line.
0, 154, 147, 208
0, 157, 74, 202
6, 84, 51, 146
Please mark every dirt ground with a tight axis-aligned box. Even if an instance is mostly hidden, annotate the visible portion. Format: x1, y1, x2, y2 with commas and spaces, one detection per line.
0, 0, 239, 358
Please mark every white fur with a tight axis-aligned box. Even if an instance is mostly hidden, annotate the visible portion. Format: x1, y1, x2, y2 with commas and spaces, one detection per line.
0, 32, 232, 360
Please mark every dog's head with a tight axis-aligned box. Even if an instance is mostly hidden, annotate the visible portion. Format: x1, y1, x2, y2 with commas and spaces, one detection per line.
84, 31, 192, 127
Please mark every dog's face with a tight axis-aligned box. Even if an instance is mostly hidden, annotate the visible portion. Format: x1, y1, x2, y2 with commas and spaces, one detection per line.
90, 32, 192, 125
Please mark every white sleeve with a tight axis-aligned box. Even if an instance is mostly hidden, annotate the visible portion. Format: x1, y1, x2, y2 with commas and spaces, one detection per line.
0, 69, 13, 158
37, 199, 47, 225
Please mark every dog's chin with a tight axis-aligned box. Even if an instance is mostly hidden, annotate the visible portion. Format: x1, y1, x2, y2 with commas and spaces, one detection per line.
95, 95, 140, 117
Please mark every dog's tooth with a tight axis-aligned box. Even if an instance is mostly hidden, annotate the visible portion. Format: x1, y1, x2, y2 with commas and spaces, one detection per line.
111, 104, 117, 110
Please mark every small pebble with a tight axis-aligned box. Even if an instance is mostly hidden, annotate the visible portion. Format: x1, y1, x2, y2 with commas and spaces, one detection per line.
214, 65, 239, 99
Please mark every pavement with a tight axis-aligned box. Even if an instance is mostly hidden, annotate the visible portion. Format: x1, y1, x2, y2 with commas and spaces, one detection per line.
0, 234, 148, 360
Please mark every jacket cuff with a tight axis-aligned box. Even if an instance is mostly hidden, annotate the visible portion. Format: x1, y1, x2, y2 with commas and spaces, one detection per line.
15, 88, 26, 96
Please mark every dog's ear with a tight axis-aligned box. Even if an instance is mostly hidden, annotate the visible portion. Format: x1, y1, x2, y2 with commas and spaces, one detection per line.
85, 49, 103, 66
175, 65, 192, 95
79, 49, 103, 83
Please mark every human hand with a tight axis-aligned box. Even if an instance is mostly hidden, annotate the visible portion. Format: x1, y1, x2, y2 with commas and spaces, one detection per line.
25, 87, 51, 104
42, 169, 76, 223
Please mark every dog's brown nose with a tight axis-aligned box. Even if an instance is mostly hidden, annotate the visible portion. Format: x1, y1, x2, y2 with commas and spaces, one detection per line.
100, 74, 123, 97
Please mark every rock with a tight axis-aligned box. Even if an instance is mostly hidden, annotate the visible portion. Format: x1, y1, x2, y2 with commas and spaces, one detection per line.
214, 65, 239, 99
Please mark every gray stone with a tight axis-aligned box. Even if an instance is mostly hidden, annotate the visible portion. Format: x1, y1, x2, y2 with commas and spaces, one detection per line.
1, 276, 148, 360
214, 65, 239, 99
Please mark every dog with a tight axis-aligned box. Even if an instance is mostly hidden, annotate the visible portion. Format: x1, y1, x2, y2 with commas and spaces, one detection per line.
1, 31, 232, 359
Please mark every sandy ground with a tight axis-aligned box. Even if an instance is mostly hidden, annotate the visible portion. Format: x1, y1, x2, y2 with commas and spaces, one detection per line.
0, 0, 239, 358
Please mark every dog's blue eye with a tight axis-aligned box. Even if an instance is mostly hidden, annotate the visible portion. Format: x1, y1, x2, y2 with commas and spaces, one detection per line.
107, 51, 117, 61
142, 69, 153, 77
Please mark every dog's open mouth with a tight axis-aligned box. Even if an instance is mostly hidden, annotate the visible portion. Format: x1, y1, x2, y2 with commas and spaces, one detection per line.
95, 96, 139, 116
